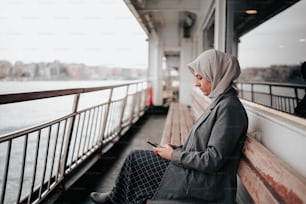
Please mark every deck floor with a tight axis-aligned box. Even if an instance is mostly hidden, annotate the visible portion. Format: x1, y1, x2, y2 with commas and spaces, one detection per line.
55, 113, 166, 204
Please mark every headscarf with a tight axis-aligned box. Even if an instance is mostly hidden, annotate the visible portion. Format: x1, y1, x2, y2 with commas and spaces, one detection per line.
187, 49, 241, 99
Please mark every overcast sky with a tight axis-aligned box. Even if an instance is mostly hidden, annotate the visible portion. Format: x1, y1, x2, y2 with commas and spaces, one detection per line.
238, 0, 306, 68
0, 0, 148, 69
0, 0, 305, 70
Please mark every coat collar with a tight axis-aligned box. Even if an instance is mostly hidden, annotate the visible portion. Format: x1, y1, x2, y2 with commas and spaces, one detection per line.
198, 87, 236, 122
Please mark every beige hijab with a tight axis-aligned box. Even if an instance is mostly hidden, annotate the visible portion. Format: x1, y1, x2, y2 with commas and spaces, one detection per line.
187, 49, 241, 99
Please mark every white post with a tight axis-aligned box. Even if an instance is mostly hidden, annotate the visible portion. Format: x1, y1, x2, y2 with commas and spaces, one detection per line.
179, 38, 194, 105
148, 32, 163, 106
215, 0, 226, 52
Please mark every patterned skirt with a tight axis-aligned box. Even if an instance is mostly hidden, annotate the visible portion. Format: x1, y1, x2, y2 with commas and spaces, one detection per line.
109, 150, 169, 204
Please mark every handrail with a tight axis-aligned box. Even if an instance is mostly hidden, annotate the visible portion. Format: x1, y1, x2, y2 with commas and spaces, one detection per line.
0, 80, 146, 104
237, 81, 306, 115
0, 80, 149, 204
237, 81, 306, 88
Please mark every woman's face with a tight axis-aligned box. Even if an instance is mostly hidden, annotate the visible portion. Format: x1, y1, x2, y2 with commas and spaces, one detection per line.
194, 72, 211, 96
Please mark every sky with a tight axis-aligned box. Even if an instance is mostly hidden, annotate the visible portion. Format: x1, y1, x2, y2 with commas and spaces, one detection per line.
1, 0, 305, 70
0, 0, 148, 69
238, 0, 306, 69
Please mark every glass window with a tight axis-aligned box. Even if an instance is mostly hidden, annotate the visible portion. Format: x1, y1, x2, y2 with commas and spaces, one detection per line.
238, 1, 306, 73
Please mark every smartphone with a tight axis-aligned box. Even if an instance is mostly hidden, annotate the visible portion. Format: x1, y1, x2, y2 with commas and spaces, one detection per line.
146, 140, 160, 147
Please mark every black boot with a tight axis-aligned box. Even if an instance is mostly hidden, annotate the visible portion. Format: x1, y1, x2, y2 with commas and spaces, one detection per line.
90, 192, 113, 204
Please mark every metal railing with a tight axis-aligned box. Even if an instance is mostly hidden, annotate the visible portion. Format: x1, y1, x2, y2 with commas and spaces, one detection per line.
0, 80, 148, 204
237, 81, 306, 114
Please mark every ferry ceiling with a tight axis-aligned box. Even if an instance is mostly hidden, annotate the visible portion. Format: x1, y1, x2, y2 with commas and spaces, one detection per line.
125, 0, 299, 41
124, 0, 300, 105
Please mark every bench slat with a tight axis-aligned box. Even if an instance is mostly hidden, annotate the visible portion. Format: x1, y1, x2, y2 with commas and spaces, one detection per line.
243, 136, 306, 204
171, 103, 181, 145
161, 103, 174, 145
238, 158, 280, 203
161, 103, 194, 146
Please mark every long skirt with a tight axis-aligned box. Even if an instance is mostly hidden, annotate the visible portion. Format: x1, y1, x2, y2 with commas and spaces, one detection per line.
108, 150, 169, 204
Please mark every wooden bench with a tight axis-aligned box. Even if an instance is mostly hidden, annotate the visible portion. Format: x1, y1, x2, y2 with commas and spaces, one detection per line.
160, 102, 194, 146
160, 90, 306, 203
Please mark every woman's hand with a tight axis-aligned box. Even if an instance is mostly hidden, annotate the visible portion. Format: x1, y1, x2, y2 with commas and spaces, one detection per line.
153, 144, 174, 161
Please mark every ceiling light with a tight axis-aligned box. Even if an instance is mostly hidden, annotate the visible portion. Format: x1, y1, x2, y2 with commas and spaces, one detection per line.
245, 10, 257, 15
299, 38, 306, 42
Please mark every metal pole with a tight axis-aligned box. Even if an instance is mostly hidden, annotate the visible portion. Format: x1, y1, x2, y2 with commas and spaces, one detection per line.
241, 83, 244, 99
1, 140, 12, 204
269, 84, 273, 107
99, 88, 113, 143
59, 94, 80, 179
119, 85, 129, 135
16, 135, 28, 203
38, 126, 52, 199
251, 84, 254, 102
129, 86, 137, 125
294, 87, 299, 105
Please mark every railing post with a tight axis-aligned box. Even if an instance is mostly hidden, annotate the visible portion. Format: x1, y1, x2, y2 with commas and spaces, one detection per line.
1, 140, 11, 204
129, 86, 137, 125
136, 83, 141, 117
59, 94, 80, 178
251, 84, 254, 102
119, 85, 129, 135
141, 82, 147, 112
269, 84, 273, 107
144, 82, 149, 108
240, 83, 244, 99
99, 88, 113, 143
294, 87, 299, 105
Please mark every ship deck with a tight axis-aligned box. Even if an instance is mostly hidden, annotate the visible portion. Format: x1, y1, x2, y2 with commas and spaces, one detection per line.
48, 113, 167, 204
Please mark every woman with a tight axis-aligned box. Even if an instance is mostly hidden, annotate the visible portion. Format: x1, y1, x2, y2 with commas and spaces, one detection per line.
90, 49, 248, 204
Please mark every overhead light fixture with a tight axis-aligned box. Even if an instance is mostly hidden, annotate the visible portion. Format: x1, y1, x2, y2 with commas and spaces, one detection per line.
299, 38, 306, 42
245, 10, 257, 15
279, 45, 285, 49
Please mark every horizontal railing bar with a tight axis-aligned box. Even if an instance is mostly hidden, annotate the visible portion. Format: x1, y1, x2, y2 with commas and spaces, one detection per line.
0, 101, 112, 141
0, 80, 146, 105
237, 81, 306, 89
0, 113, 74, 142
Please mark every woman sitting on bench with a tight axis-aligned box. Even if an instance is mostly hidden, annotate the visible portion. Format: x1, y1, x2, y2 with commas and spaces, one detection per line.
90, 49, 248, 204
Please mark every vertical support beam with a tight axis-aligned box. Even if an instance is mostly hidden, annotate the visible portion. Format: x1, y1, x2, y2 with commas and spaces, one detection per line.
226, 0, 234, 54
215, 0, 226, 52
148, 31, 163, 105
179, 39, 194, 105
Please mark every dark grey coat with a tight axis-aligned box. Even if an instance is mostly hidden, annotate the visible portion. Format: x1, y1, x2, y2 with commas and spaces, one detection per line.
151, 88, 248, 204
